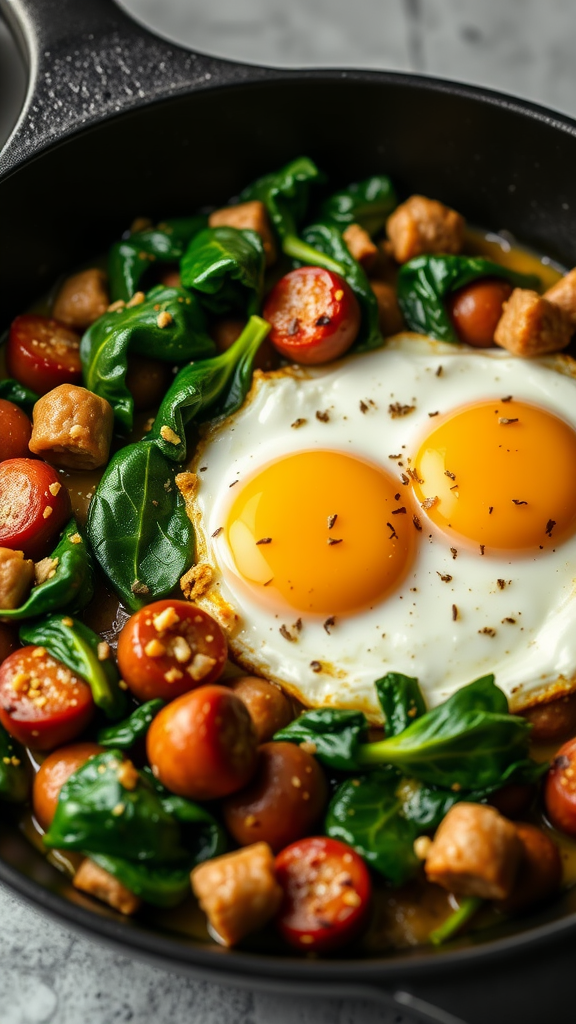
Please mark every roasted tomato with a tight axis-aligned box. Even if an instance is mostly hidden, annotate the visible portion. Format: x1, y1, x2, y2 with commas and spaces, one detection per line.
275, 836, 372, 952
263, 266, 361, 364
0, 399, 32, 462
117, 600, 227, 702
544, 737, 576, 835
7, 315, 82, 394
146, 684, 258, 800
447, 278, 513, 348
0, 458, 71, 559
0, 645, 94, 750
33, 742, 103, 830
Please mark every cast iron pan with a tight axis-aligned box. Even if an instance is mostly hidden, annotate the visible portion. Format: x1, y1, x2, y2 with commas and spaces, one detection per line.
1, 2, 576, 1020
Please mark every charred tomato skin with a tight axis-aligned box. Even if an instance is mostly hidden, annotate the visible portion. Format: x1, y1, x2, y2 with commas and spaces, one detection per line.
7, 314, 82, 394
544, 737, 576, 835
0, 458, 71, 560
33, 741, 103, 830
263, 266, 361, 364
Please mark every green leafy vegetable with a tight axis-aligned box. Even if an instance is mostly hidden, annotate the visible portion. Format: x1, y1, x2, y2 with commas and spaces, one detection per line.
43, 749, 185, 863
274, 708, 367, 771
319, 175, 397, 235
397, 255, 541, 342
86, 440, 195, 611
143, 767, 227, 864
148, 315, 271, 463
0, 378, 39, 414
80, 284, 214, 433
20, 615, 127, 719
375, 672, 426, 738
0, 519, 94, 620
0, 724, 28, 803
429, 897, 482, 946
240, 156, 324, 249
89, 853, 191, 908
98, 699, 165, 748
108, 216, 206, 302
180, 227, 265, 315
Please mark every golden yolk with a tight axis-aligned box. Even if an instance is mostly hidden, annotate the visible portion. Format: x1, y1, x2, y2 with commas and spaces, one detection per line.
412, 399, 576, 552
225, 450, 416, 615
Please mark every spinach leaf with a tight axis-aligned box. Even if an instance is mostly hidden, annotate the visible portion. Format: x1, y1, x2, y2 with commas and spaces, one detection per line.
80, 284, 214, 433
89, 853, 191, 908
148, 315, 271, 463
0, 518, 94, 620
0, 378, 39, 414
98, 699, 165, 748
0, 724, 28, 803
86, 440, 195, 611
375, 672, 426, 738
142, 767, 227, 864
274, 708, 367, 771
108, 216, 207, 302
180, 227, 265, 316
43, 749, 185, 863
397, 255, 541, 343
20, 615, 127, 719
240, 156, 324, 247
319, 175, 397, 235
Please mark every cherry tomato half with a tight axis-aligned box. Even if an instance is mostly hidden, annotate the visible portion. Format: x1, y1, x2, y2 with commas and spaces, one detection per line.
447, 278, 513, 348
0, 399, 32, 462
7, 314, 82, 394
275, 836, 372, 952
0, 458, 71, 560
544, 737, 576, 836
117, 600, 227, 702
147, 684, 258, 800
263, 266, 361, 364
33, 741, 103, 830
0, 646, 94, 750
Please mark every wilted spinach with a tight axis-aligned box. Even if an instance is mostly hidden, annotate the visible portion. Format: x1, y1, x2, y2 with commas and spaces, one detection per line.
180, 227, 265, 316
0, 518, 94, 620
0, 378, 39, 414
0, 724, 28, 803
98, 699, 165, 749
108, 216, 206, 302
319, 175, 397, 235
89, 853, 192, 908
274, 708, 368, 771
375, 672, 426, 739
143, 767, 227, 865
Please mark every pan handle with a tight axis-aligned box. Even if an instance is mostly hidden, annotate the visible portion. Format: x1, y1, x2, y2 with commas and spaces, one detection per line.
0, 0, 279, 175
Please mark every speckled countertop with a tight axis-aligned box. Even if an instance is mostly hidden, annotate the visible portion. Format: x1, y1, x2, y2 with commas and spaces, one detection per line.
2, 1, 576, 1021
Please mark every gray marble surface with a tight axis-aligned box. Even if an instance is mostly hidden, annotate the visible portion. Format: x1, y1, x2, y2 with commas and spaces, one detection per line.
2, 1, 576, 1022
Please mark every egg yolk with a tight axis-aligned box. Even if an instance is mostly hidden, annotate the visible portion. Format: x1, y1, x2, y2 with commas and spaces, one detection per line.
412, 399, 576, 552
225, 450, 415, 615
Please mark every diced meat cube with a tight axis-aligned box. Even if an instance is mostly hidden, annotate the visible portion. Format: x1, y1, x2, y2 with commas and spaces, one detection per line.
73, 858, 141, 915
343, 224, 379, 272
0, 548, 34, 610
544, 268, 576, 327
52, 269, 109, 331
424, 803, 522, 900
386, 195, 465, 264
209, 201, 277, 266
370, 280, 405, 336
494, 288, 573, 357
191, 841, 283, 946
29, 384, 113, 471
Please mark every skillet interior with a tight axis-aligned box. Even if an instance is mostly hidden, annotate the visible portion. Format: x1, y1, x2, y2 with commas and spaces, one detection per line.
3, 41, 576, 1023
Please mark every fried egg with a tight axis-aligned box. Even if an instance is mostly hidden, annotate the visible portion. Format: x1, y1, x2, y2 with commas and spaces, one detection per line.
189, 336, 576, 720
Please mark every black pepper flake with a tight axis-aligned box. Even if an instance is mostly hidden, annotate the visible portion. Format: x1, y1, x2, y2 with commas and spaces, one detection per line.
291, 418, 307, 429
294, 618, 303, 632
437, 572, 453, 582
452, 604, 458, 621
480, 544, 485, 555
389, 454, 402, 460
263, 578, 274, 586
316, 410, 330, 422
387, 522, 398, 540
413, 515, 422, 531
499, 417, 519, 425
388, 402, 416, 418
501, 395, 513, 402
287, 318, 299, 335
229, 480, 239, 487
502, 617, 516, 624
359, 400, 369, 414
211, 527, 223, 538
392, 507, 407, 515
324, 616, 335, 634
315, 315, 331, 326
407, 467, 424, 484
310, 660, 322, 673
497, 578, 507, 590
546, 519, 557, 537
394, 493, 401, 501
512, 499, 528, 506
256, 537, 272, 545
450, 547, 458, 559
279, 625, 296, 642
199, 466, 208, 472
401, 473, 410, 485
428, 411, 439, 417
478, 627, 496, 637
327, 514, 338, 529
444, 470, 456, 481
327, 537, 343, 545
436, 365, 443, 377
489, 506, 493, 514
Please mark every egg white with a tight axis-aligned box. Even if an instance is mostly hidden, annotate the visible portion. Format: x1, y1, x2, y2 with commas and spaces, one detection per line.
188, 336, 576, 721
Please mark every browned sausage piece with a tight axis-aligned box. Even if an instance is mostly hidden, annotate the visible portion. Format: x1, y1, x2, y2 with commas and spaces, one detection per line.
73, 858, 141, 915
228, 677, 293, 742
544, 268, 576, 327
494, 289, 573, 357
521, 692, 576, 742
343, 224, 378, 272
209, 201, 277, 266
222, 741, 327, 850
0, 547, 34, 610
30, 384, 114, 470
424, 803, 522, 900
191, 842, 283, 946
52, 269, 109, 330
498, 823, 562, 914
370, 280, 405, 336
386, 195, 465, 264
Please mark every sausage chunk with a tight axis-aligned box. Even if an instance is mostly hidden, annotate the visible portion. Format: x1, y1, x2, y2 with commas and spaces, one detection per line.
52, 269, 109, 330
29, 384, 113, 470
424, 803, 522, 900
343, 223, 379, 272
0, 547, 34, 610
544, 268, 576, 327
191, 842, 283, 946
494, 288, 573, 357
370, 280, 405, 335
386, 195, 465, 264
209, 200, 277, 266
73, 858, 141, 915
498, 823, 562, 914
228, 677, 293, 743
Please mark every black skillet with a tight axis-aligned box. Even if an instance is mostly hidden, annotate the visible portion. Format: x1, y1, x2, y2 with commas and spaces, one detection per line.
1, 2, 576, 1021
